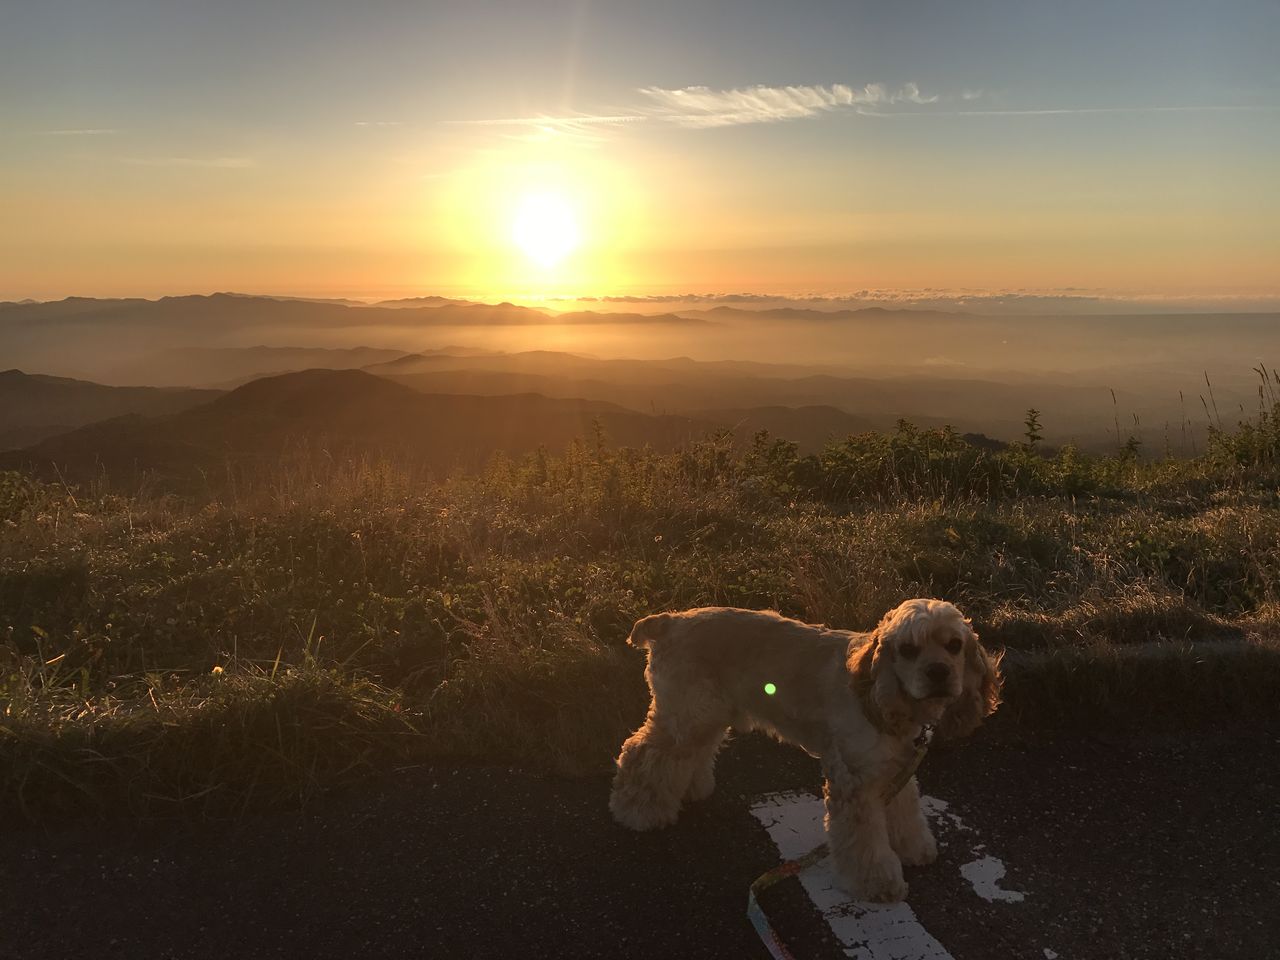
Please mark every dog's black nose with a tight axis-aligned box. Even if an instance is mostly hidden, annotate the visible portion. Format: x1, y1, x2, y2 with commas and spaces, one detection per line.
925, 663, 951, 684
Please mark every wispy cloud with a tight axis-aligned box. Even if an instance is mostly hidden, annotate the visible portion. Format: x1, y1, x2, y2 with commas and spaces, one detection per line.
37, 128, 118, 136
445, 113, 645, 143
444, 112, 646, 143
450, 84, 944, 133
355, 120, 407, 127
638, 82, 939, 128
892, 82, 940, 105
122, 156, 255, 169
448, 114, 645, 127
451, 82, 1272, 137
931, 104, 1276, 117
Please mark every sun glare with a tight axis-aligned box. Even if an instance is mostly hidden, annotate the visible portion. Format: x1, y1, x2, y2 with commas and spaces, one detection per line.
512, 191, 581, 268
430, 146, 647, 295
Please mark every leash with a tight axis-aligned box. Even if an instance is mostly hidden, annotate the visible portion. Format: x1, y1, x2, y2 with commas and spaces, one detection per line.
746, 844, 831, 960
746, 725, 935, 959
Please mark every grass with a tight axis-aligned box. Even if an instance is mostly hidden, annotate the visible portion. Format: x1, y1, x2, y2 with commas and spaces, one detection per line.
4, 401, 1280, 822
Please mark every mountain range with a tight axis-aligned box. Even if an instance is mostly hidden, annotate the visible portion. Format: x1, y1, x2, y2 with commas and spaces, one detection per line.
0, 369, 710, 485
0, 294, 708, 383
0, 370, 219, 450
5, 293, 1276, 474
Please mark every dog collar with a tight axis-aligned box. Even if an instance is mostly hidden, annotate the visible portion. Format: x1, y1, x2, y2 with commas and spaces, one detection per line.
913, 723, 935, 750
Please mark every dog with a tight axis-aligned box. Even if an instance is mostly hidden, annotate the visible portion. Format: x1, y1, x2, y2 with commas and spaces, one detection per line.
608, 599, 1002, 902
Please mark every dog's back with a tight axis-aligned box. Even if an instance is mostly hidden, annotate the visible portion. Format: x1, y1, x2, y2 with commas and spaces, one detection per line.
626, 606, 855, 682
627, 607, 789, 653
626, 612, 676, 649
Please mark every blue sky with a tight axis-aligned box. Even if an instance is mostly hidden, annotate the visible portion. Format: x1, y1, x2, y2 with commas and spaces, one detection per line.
2, 0, 1277, 299
7, 1, 1276, 124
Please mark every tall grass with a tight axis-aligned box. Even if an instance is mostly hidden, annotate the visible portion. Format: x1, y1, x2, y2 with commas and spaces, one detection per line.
4, 404, 1280, 821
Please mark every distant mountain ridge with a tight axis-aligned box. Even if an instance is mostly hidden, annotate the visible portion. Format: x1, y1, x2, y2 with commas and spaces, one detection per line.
0, 294, 711, 384
0, 369, 710, 485
361, 347, 1143, 445
679, 305, 969, 322
0, 293, 706, 327
0, 369, 220, 451
107, 345, 410, 388
5, 293, 1276, 457
371, 296, 480, 309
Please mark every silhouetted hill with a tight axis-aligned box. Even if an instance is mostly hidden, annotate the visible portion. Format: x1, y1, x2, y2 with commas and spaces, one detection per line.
219, 292, 370, 307
108, 345, 410, 388
0, 296, 151, 320
370, 353, 1155, 448
681, 305, 968, 322
689, 406, 877, 448
372, 368, 888, 447
371, 296, 479, 309
549, 310, 705, 325
0, 370, 221, 450
0, 369, 710, 486
363, 349, 836, 383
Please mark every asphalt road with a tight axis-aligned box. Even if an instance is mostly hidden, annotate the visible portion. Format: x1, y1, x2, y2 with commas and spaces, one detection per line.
3, 723, 1277, 960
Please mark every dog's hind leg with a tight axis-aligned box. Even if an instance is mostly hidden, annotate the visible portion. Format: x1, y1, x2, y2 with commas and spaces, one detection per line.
610, 684, 729, 830
609, 709, 693, 830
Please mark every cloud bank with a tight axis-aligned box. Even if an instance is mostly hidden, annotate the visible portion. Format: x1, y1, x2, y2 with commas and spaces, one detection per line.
552, 289, 1280, 316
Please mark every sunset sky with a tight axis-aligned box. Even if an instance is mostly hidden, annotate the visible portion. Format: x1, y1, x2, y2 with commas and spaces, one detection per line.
3, 0, 1277, 303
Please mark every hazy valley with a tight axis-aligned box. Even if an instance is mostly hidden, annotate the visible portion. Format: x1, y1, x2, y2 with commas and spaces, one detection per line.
4, 293, 1278, 480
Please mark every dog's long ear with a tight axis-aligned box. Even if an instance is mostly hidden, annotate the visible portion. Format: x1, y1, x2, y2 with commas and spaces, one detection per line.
847, 624, 910, 731
937, 627, 1003, 740
846, 632, 879, 690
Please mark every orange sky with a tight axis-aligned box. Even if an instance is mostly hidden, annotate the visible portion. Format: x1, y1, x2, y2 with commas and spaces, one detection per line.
3, 2, 1277, 304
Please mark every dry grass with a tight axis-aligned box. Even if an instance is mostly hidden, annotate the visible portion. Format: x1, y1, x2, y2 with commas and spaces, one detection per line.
4, 417, 1280, 822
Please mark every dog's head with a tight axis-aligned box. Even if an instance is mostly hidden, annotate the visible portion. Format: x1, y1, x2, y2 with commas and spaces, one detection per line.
847, 598, 1002, 738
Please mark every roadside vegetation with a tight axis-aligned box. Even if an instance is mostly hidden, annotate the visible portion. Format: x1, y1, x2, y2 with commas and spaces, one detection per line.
4, 389, 1280, 821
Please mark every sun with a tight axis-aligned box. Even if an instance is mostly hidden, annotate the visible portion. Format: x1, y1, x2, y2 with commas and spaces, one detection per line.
511, 191, 581, 268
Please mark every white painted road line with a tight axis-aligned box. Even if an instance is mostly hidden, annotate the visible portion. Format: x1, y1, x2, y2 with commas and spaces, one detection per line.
959, 855, 1026, 903
749, 790, 953, 960
748, 790, 1036, 960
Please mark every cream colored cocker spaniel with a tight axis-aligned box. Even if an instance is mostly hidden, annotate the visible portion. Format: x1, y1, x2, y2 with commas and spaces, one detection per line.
609, 599, 1002, 903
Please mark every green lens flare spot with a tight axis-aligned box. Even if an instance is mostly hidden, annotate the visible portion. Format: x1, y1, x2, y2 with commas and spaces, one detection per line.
763, 682, 777, 696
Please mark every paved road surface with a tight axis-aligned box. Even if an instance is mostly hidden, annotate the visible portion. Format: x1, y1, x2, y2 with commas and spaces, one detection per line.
3, 724, 1277, 959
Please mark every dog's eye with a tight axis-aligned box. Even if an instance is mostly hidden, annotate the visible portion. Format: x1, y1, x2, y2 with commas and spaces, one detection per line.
899, 643, 920, 660
946, 637, 964, 655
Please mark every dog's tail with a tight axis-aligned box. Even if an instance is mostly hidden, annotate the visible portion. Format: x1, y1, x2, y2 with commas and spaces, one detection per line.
626, 613, 675, 650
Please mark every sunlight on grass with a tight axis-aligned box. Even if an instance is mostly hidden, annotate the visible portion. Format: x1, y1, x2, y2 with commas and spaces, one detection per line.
4, 404, 1280, 821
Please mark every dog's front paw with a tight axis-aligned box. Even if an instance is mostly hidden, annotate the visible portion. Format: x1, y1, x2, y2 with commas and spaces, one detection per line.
609, 789, 680, 831
894, 825, 938, 867
863, 872, 909, 904
842, 851, 908, 903
685, 767, 715, 803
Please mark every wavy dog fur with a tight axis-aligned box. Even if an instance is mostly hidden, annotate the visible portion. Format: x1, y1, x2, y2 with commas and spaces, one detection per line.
609, 599, 1002, 902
